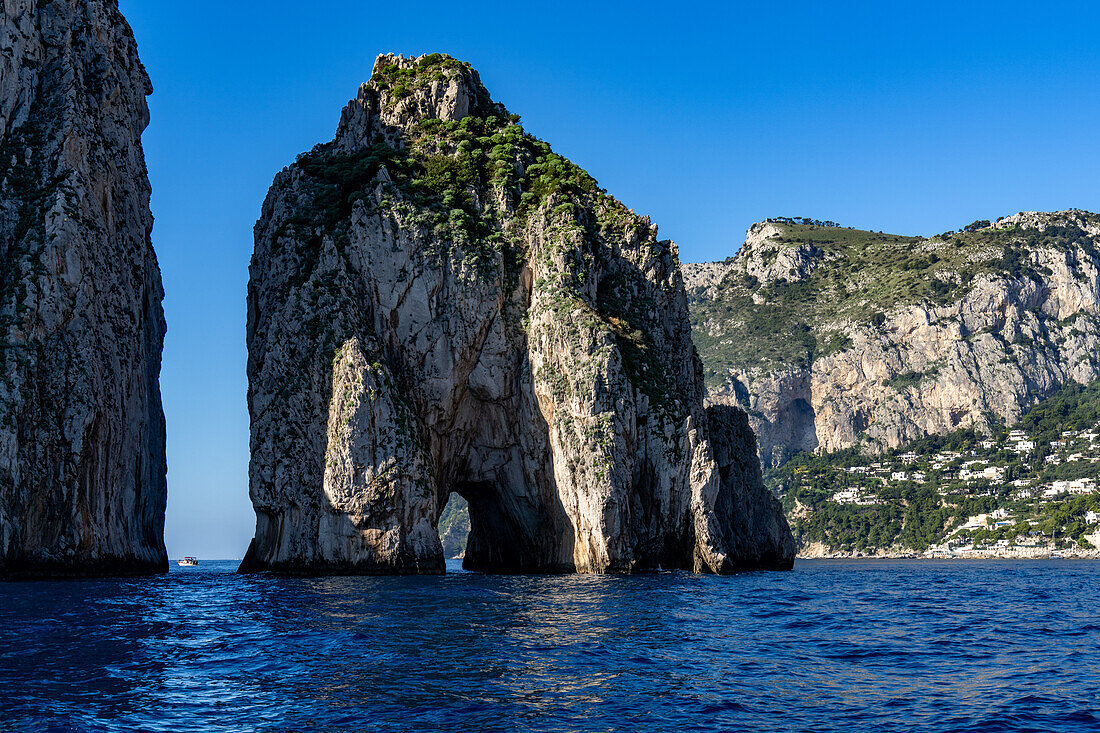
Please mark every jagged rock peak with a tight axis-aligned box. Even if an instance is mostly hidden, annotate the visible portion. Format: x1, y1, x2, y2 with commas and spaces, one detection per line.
335, 53, 508, 153
242, 53, 794, 575
0, 0, 167, 578
371, 53, 502, 123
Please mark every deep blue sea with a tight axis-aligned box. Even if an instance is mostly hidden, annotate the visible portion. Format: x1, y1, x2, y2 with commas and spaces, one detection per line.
1, 560, 1098, 733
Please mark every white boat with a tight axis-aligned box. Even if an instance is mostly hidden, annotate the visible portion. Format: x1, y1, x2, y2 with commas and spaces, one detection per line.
177, 557, 198, 567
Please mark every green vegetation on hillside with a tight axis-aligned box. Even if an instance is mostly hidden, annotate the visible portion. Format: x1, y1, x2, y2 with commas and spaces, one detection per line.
1018, 379, 1100, 447
690, 218, 1099, 385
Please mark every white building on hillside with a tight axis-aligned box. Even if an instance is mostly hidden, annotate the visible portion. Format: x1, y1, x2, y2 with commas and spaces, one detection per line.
1069, 478, 1097, 494
1042, 479, 1095, 496
833, 489, 876, 505
960, 466, 1004, 482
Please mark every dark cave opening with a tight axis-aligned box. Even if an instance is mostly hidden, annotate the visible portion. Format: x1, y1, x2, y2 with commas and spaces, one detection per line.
436, 478, 566, 573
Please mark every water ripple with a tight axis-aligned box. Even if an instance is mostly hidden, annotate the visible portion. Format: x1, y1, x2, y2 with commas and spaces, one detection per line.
1, 559, 1098, 732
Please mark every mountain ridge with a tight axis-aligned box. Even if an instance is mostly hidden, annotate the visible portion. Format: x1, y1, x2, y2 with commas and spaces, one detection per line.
684, 210, 1100, 465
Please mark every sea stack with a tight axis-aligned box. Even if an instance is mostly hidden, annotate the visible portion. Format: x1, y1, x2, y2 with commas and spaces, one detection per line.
242, 53, 793, 574
0, 1, 168, 577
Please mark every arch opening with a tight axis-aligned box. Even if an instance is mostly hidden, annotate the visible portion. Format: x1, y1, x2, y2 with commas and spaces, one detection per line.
437, 492, 470, 563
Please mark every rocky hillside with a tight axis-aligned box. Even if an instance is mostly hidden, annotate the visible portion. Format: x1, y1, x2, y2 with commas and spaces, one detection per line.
685, 211, 1100, 465
241, 53, 793, 575
0, 1, 167, 577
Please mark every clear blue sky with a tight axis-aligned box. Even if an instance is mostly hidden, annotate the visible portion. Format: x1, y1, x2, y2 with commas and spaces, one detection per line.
119, 0, 1100, 558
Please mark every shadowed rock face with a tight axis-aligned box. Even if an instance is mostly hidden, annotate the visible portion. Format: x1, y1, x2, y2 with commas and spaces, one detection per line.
241, 54, 793, 575
0, 1, 167, 578
706, 405, 794, 570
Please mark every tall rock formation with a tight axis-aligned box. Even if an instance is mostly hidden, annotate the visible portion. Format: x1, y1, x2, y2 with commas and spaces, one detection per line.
242, 53, 793, 575
685, 212, 1100, 464
0, 1, 167, 577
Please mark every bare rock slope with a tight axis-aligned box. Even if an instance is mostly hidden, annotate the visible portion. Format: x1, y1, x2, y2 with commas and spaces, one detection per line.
0, 1, 167, 577
242, 54, 793, 574
686, 213, 1100, 464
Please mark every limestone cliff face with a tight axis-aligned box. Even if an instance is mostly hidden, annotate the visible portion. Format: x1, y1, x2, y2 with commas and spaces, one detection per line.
686, 212, 1100, 464
0, 1, 167, 578
242, 54, 793, 575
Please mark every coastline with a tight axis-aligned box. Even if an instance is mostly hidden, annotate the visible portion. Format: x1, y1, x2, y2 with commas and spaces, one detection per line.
799, 544, 1100, 560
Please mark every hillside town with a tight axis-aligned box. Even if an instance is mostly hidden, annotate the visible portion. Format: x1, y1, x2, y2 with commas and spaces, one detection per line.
770, 403, 1100, 558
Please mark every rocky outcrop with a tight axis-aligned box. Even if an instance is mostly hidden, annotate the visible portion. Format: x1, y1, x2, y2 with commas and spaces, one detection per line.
241, 53, 793, 575
705, 405, 795, 567
0, 1, 167, 577
686, 211, 1100, 464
